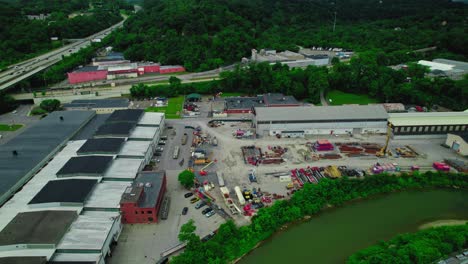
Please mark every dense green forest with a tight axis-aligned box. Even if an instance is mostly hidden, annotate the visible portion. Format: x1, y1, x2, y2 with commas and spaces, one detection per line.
347, 224, 468, 263
108, 0, 467, 71
130, 56, 468, 110
0, 0, 132, 68
171, 171, 468, 264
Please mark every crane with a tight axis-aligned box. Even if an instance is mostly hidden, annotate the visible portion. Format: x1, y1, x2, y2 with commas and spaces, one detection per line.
376, 123, 393, 157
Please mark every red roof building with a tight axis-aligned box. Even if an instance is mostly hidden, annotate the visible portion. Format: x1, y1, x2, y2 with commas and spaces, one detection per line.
120, 171, 167, 224
67, 66, 107, 84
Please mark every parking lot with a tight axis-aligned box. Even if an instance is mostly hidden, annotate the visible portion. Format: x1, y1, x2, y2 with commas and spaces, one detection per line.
110, 107, 466, 263
0, 104, 39, 145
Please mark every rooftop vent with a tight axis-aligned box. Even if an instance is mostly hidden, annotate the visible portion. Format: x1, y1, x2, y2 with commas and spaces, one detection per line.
138, 182, 144, 187
145, 182, 152, 188
12, 150, 18, 156
60, 116, 64, 121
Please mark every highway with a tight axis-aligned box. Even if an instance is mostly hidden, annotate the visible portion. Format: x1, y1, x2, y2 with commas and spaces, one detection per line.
0, 18, 126, 91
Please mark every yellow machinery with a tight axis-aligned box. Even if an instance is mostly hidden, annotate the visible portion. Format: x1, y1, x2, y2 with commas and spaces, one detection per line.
376, 123, 393, 157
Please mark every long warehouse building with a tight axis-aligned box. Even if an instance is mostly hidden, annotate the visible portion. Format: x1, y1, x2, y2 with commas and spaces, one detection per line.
253, 105, 389, 137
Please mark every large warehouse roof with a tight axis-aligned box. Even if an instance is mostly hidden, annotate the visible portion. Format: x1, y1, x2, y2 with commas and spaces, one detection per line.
389, 112, 468, 126
56, 156, 114, 177
77, 138, 126, 155
255, 105, 388, 122
0, 211, 77, 246
106, 109, 144, 123
28, 179, 98, 205
94, 122, 135, 137
0, 111, 94, 206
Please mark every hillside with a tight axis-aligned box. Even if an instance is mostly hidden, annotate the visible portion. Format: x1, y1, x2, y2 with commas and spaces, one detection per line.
108, 0, 468, 71
0, 0, 132, 68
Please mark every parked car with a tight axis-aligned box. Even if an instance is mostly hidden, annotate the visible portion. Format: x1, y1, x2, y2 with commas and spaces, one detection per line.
190, 197, 199, 204
184, 192, 193, 198
201, 232, 216, 242
205, 211, 216, 218
182, 207, 188, 215
195, 201, 206, 209
160, 136, 168, 140
158, 140, 166, 145
202, 207, 213, 214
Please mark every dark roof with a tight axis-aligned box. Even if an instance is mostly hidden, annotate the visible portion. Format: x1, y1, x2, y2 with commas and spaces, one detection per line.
94, 122, 135, 137
225, 96, 265, 110
28, 179, 98, 205
136, 171, 165, 208
94, 52, 125, 62
307, 54, 329, 59
186, 93, 201, 99
72, 114, 110, 140
0, 257, 47, 264
262, 93, 299, 106
48, 262, 97, 264
0, 211, 77, 246
63, 99, 129, 109
106, 109, 144, 123
0, 111, 95, 206
77, 138, 126, 154
450, 132, 468, 142
74, 66, 101, 73
56, 156, 113, 177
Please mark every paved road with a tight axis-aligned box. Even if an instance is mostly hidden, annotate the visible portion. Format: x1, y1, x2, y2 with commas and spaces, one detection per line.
320, 89, 329, 106
0, 18, 127, 91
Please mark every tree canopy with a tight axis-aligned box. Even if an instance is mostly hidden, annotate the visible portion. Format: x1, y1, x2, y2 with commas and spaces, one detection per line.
39, 99, 61, 112
108, 0, 467, 71
348, 224, 468, 264
178, 170, 195, 188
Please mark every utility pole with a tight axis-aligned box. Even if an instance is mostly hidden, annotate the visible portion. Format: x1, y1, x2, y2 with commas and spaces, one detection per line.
333, 12, 337, 32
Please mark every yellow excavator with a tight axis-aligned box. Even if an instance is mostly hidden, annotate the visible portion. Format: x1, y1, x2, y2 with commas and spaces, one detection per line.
376, 123, 393, 157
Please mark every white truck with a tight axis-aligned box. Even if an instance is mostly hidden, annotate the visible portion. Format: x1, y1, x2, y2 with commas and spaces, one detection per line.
234, 186, 246, 205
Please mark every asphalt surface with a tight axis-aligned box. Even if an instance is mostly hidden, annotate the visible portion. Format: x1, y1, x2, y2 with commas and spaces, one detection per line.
0, 105, 39, 145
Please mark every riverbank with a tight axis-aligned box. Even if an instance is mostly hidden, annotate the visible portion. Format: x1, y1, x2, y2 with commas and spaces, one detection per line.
169, 172, 468, 264
420, 219, 468, 229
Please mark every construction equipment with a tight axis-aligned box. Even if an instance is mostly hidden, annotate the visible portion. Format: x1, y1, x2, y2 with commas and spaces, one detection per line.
248, 169, 257, 183
376, 123, 393, 157
194, 158, 211, 165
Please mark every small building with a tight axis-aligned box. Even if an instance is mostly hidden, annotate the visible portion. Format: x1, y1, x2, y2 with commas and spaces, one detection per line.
254, 105, 389, 137
106, 63, 138, 79
225, 93, 300, 114
67, 66, 108, 84
120, 171, 167, 224
389, 112, 468, 137
418, 59, 468, 80
381, 103, 406, 113
63, 99, 130, 113
263, 93, 299, 107
186, 93, 202, 102
445, 133, 468, 156
159, 65, 186, 74
92, 52, 129, 66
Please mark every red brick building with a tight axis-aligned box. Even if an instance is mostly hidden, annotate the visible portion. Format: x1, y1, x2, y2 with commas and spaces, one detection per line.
160, 65, 185, 74
120, 171, 166, 224
67, 66, 108, 84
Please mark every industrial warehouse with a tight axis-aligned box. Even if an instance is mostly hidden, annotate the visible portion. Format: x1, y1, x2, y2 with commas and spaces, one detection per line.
0, 108, 167, 264
253, 105, 389, 137
67, 51, 185, 84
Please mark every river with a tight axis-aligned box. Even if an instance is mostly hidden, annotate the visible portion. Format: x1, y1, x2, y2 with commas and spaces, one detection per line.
239, 190, 468, 264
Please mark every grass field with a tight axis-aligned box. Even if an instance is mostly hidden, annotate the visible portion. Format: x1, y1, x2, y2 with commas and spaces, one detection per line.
220, 92, 246, 97
145, 96, 184, 119
0, 124, 23, 131
327, 90, 379, 105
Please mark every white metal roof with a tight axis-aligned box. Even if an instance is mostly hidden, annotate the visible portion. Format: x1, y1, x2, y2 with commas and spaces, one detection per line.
85, 181, 130, 210
418, 60, 454, 71
138, 112, 164, 126
389, 112, 468, 126
130, 126, 159, 139
255, 105, 389, 122
119, 140, 152, 157
56, 211, 120, 251
104, 158, 142, 180
51, 252, 102, 262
